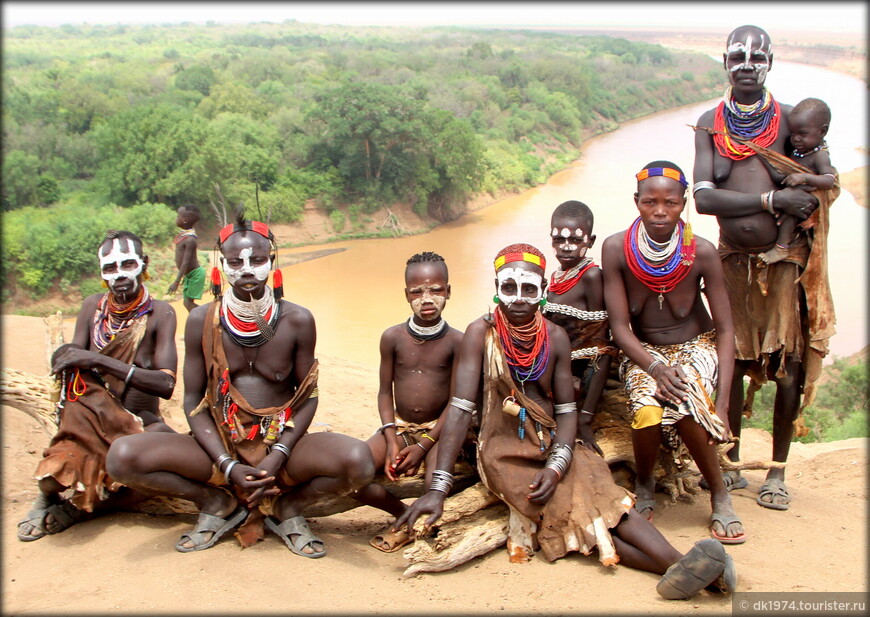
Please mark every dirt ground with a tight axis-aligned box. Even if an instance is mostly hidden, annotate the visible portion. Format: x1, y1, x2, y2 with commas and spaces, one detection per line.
1, 314, 866, 615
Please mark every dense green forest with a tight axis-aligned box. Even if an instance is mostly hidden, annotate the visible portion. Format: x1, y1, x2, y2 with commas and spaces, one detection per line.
2, 20, 722, 299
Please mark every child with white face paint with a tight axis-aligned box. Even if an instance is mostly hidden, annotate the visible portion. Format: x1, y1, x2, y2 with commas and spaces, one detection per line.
352, 251, 466, 554
543, 200, 617, 455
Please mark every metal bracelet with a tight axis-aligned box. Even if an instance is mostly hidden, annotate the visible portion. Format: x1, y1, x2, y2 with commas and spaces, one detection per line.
580, 409, 595, 416
124, 364, 136, 386
692, 180, 716, 194
270, 442, 291, 459
378, 422, 396, 433
647, 359, 664, 375
223, 459, 240, 484
554, 402, 577, 415
450, 397, 477, 414
215, 453, 232, 471
429, 469, 455, 494
545, 443, 574, 479
416, 442, 429, 453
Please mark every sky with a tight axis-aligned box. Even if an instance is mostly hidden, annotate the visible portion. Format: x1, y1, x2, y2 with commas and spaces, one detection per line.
2, 1, 867, 36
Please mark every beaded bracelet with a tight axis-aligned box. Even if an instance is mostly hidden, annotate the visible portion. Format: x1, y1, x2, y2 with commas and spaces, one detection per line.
647, 359, 664, 375
223, 460, 240, 484
450, 397, 477, 414
429, 469, 455, 493
378, 422, 396, 433
124, 364, 136, 386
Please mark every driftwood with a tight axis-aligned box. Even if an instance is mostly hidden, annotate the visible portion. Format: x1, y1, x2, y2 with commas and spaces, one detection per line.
402, 503, 510, 577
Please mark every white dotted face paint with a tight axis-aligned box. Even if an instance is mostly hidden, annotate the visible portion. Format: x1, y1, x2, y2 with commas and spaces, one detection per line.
408, 283, 447, 320
99, 238, 144, 290
496, 267, 543, 306
222, 247, 271, 284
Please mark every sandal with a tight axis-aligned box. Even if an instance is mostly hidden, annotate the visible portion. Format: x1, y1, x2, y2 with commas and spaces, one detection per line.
17, 494, 52, 542
265, 515, 326, 559
756, 478, 790, 510
710, 512, 747, 545
43, 500, 92, 535
706, 554, 737, 594
369, 527, 413, 553
633, 499, 655, 522
656, 539, 728, 600
699, 470, 749, 492
175, 507, 247, 553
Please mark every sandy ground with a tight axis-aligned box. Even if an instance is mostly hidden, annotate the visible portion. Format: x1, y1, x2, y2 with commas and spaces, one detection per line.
1, 314, 867, 615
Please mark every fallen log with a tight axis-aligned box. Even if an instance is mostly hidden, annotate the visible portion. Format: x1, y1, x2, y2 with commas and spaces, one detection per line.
412, 481, 499, 538
402, 502, 509, 577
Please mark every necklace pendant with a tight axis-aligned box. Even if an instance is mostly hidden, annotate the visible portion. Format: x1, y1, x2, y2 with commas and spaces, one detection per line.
658, 292, 664, 310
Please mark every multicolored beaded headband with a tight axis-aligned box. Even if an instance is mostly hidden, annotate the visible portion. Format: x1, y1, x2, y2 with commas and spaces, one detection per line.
635, 167, 688, 188
218, 220, 273, 245
493, 252, 546, 272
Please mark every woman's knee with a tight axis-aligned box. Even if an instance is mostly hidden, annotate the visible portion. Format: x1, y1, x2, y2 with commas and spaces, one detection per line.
106, 434, 148, 481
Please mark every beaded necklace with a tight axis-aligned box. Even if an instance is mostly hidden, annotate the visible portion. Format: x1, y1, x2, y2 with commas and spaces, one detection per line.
548, 258, 594, 295
220, 287, 281, 347
174, 229, 197, 244
792, 142, 827, 159
493, 306, 550, 384
406, 316, 449, 342
92, 286, 153, 350
624, 217, 696, 310
713, 87, 780, 160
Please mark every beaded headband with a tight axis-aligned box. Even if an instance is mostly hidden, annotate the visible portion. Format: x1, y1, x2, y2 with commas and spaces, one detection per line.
493, 252, 546, 272
635, 167, 688, 188
218, 220, 273, 245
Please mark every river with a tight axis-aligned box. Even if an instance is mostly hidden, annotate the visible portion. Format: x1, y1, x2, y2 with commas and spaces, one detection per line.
277, 60, 868, 368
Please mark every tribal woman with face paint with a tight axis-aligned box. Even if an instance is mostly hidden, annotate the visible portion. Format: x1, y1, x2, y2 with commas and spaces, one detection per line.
395, 244, 737, 599
106, 211, 374, 556
18, 231, 178, 542
543, 200, 617, 456
692, 25, 832, 513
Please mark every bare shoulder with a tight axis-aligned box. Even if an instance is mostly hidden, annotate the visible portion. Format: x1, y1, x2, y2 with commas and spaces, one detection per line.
696, 107, 716, 126
79, 293, 103, 314
380, 323, 405, 344
279, 299, 315, 326
185, 302, 211, 335
546, 318, 570, 346
150, 299, 176, 319
602, 231, 626, 256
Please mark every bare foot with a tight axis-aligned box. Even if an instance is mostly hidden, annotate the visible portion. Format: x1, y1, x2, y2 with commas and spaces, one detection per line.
758, 243, 788, 265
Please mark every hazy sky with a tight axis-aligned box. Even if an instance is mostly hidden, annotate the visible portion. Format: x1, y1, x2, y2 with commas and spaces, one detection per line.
3, 1, 867, 36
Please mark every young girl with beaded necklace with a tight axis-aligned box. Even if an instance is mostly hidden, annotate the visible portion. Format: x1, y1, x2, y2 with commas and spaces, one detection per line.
602, 161, 746, 545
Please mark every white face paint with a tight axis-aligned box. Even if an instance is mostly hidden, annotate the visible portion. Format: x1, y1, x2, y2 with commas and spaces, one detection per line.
99, 238, 144, 290
496, 267, 543, 306
221, 247, 271, 284
408, 283, 447, 320
551, 226, 590, 255
726, 33, 771, 83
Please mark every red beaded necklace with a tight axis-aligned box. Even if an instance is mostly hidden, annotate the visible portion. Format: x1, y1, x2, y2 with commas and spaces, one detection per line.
623, 218, 696, 309
493, 306, 550, 382
548, 259, 595, 295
